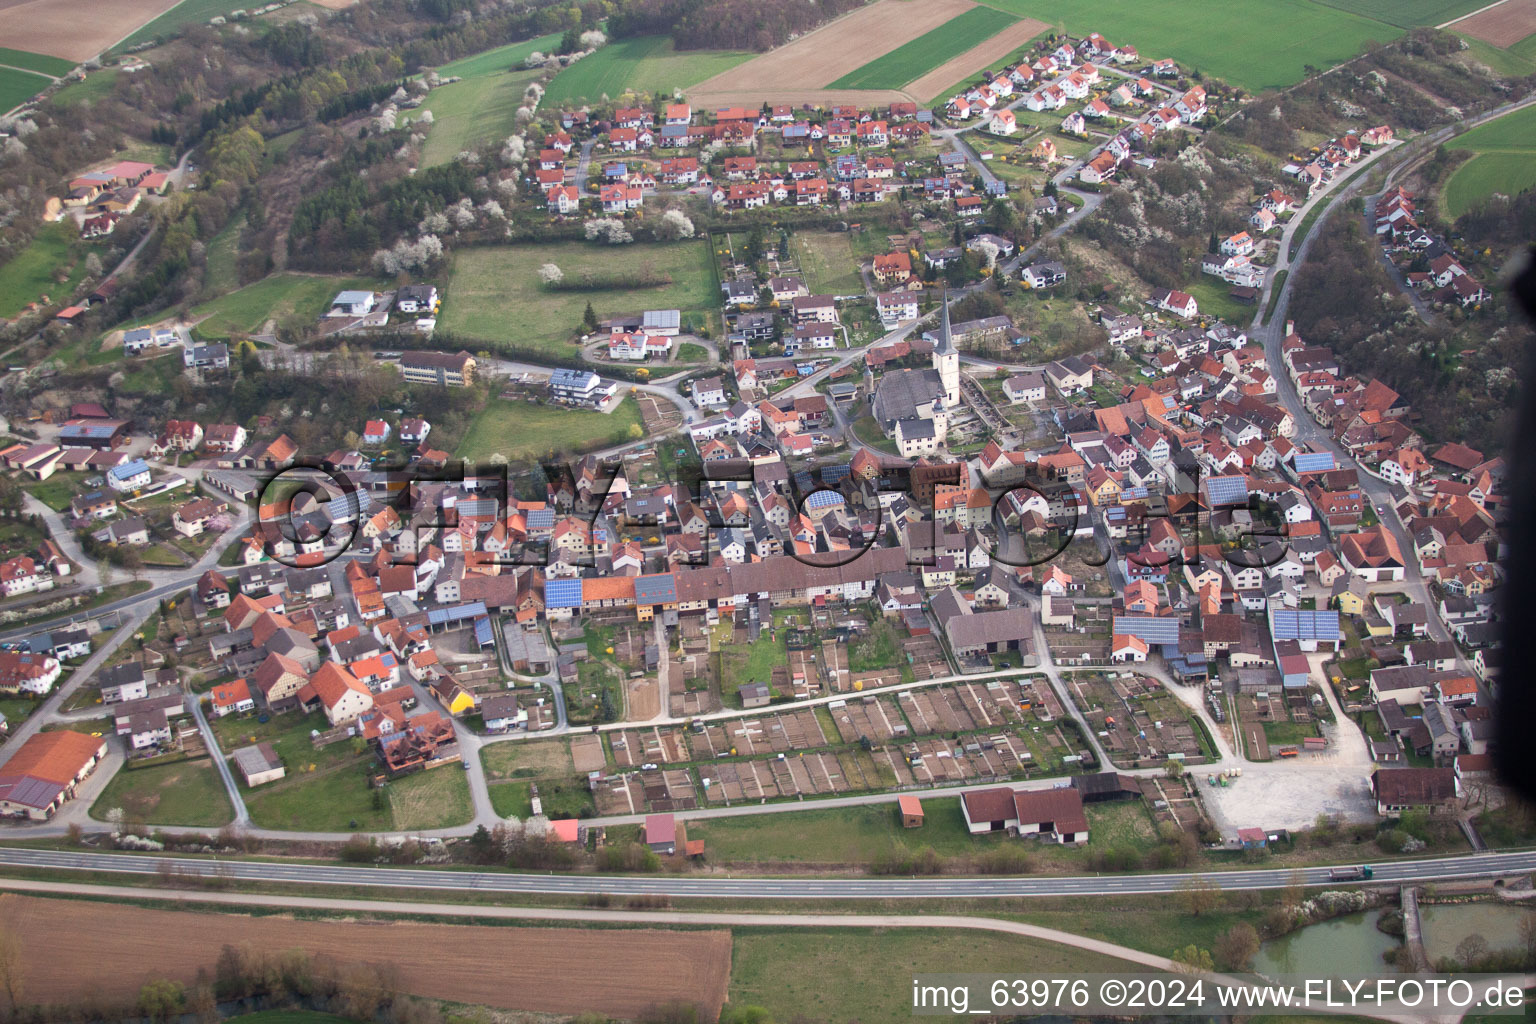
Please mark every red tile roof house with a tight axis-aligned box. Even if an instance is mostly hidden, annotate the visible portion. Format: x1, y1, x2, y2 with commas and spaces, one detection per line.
209, 678, 255, 717
960, 786, 1090, 843
645, 812, 677, 854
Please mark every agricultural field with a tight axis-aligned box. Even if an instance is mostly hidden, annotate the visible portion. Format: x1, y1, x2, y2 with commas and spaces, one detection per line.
0, 46, 74, 76
454, 396, 644, 464
1445, 151, 1536, 218
1308, 0, 1495, 28
978, 0, 1401, 91
89, 758, 235, 828
729, 927, 1133, 1022
186, 271, 381, 339
0, 896, 733, 1020
438, 240, 718, 354
3, 0, 182, 61
417, 67, 543, 167
1444, 103, 1536, 217
0, 65, 51, 115
911, 17, 1050, 103
829, 6, 1020, 89
542, 36, 753, 107
1453, 0, 1536, 47
686, 0, 974, 108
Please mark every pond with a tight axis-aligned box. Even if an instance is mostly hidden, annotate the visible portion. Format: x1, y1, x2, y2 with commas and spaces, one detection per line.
1252, 901, 1536, 980
1252, 909, 1400, 979
1421, 903, 1535, 963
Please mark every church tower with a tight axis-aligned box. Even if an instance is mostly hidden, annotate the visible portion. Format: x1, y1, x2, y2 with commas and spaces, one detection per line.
933, 289, 960, 407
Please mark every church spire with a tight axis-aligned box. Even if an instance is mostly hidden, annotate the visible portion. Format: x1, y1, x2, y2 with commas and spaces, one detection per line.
936, 286, 955, 355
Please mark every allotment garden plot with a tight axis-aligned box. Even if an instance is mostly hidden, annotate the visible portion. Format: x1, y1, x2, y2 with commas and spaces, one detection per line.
582, 677, 1092, 815
1063, 671, 1214, 769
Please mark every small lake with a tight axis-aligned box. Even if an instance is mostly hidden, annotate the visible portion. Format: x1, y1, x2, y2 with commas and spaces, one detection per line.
1420, 903, 1534, 962
1252, 902, 1536, 979
1252, 909, 1399, 979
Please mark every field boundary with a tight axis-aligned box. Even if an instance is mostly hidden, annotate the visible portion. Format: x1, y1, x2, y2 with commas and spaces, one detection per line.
686, 0, 975, 107
908, 15, 1050, 103
827, 6, 1020, 90
1440, 0, 1511, 27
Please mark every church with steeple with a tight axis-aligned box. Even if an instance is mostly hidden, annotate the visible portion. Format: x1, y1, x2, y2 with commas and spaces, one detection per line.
868, 290, 960, 458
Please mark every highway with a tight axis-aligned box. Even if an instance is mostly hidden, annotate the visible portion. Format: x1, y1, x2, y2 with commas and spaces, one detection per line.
1, 845, 1533, 898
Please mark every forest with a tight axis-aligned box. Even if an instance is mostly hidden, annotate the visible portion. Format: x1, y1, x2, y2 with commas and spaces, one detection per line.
606, 0, 868, 52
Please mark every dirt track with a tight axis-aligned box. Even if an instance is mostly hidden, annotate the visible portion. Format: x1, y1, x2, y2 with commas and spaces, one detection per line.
0, 894, 732, 1019
1454, 0, 1536, 46
2, 0, 183, 60
905, 17, 1050, 104
686, 0, 976, 107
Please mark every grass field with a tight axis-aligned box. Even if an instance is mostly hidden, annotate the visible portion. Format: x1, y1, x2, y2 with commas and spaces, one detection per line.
455, 396, 644, 463
436, 32, 563, 79
246, 758, 473, 831
439, 240, 718, 353
204, 211, 245, 290
187, 272, 380, 339
0, 221, 87, 319
49, 69, 120, 107
689, 799, 993, 862
0, 67, 51, 116
829, 7, 1020, 89
1184, 276, 1254, 325
542, 36, 753, 107
1307, 0, 1492, 27
791, 231, 866, 294
728, 928, 1133, 1022
219, 711, 471, 831
229, 1014, 350, 1023
480, 738, 594, 818
1445, 151, 1536, 218
978, 0, 1400, 91
120, 0, 266, 48
0, 47, 75, 77
90, 758, 235, 828
1457, 32, 1536, 75
1444, 104, 1536, 218
418, 67, 543, 167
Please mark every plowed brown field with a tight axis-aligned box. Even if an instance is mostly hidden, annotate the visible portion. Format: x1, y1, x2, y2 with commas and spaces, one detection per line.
687, 0, 976, 107
0, 895, 732, 1019
0, 0, 183, 61
1455, 0, 1536, 46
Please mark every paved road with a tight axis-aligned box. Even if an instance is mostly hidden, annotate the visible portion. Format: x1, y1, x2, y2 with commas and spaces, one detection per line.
1250, 89, 1536, 684
0, 845, 1531, 897
572, 139, 596, 192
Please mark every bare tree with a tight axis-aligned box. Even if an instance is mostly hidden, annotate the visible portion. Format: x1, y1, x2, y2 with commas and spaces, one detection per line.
1178, 874, 1221, 916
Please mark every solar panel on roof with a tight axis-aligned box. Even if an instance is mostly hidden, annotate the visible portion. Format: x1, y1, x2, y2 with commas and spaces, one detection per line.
545, 578, 582, 608
474, 617, 493, 645
1207, 475, 1249, 507
427, 601, 488, 625
1294, 451, 1335, 472
1112, 615, 1180, 645
1270, 608, 1340, 642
